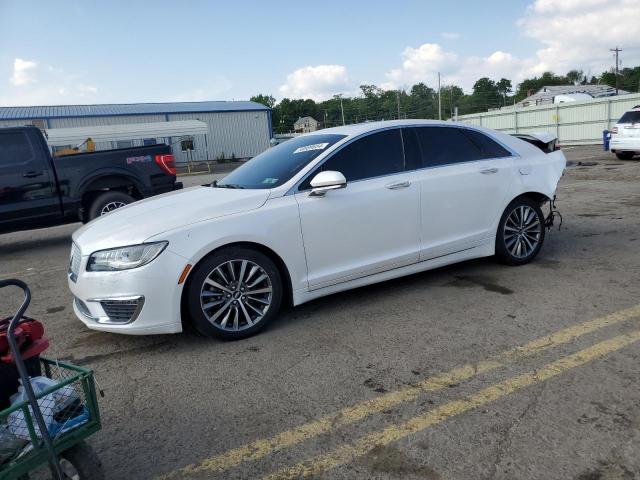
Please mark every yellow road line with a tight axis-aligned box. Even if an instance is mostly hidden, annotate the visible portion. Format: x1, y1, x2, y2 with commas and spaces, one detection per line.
161, 305, 640, 479
264, 329, 640, 479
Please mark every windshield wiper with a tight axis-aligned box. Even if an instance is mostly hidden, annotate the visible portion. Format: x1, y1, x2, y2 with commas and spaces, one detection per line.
212, 182, 245, 189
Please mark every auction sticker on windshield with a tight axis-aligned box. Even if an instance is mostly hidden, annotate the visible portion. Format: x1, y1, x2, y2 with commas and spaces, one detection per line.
293, 143, 329, 154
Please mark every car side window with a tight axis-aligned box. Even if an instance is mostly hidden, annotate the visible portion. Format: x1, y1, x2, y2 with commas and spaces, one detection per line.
300, 129, 404, 189
414, 126, 483, 167
0, 131, 36, 168
462, 129, 512, 159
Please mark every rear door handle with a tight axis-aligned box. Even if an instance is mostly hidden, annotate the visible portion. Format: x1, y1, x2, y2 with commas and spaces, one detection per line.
385, 180, 411, 190
479, 168, 498, 175
22, 171, 44, 178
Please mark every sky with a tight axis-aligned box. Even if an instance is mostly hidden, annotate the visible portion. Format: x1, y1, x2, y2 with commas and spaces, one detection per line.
0, 0, 639, 106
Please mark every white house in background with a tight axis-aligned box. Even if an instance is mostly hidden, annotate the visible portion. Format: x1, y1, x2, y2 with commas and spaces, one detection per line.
517, 85, 630, 108
294, 116, 319, 133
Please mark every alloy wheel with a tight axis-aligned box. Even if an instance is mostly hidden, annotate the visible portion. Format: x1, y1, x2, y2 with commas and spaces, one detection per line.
100, 201, 127, 215
503, 205, 542, 258
199, 259, 273, 331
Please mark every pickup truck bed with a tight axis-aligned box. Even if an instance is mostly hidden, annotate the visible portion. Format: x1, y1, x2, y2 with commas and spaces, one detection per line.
0, 126, 182, 234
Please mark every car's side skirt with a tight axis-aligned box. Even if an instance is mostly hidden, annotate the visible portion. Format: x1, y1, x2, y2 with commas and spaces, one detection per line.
292, 239, 495, 306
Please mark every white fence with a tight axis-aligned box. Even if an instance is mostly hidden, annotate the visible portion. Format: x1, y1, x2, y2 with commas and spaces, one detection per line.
457, 92, 640, 145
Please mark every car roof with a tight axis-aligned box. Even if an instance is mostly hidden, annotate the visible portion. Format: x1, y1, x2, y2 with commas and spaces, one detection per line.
306, 119, 455, 137
303, 119, 533, 156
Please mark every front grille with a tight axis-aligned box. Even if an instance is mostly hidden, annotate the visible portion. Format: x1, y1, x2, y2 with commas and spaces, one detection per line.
100, 297, 144, 323
74, 296, 92, 318
69, 243, 81, 282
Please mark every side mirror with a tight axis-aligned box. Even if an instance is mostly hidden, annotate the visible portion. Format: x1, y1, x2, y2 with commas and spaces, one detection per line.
309, 171, 347, 196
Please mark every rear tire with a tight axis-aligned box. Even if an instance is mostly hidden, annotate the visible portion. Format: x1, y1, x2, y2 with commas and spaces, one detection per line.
59, 441, 104, 480
615, 151, 635, 160
187, 247, 283, 340
495, 197, 546, 266
87, 191, 135, 220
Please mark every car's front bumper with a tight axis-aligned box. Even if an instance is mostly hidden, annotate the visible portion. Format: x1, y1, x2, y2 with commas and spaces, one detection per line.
68, 248, 188, 335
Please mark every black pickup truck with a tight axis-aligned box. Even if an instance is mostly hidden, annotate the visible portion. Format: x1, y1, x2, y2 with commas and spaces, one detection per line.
0, 126, 182, 234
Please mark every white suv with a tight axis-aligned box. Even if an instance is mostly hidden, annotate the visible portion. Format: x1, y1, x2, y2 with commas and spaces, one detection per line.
610, 106, 640, 159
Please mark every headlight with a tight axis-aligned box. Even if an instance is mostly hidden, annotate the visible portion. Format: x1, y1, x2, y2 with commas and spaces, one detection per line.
87, 242, 168, 272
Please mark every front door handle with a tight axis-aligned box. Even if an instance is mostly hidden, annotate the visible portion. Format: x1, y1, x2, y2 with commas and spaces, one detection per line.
479, 168, 498, 175
385, 180, 411, 190
23, 171, 44, 178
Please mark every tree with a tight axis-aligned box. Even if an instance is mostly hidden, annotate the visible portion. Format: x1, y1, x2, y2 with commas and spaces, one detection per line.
472, 77, 501, 110
250, 94, 276, 109
566, 70, 584, 85
514, 71, 569, 102
360, 84, 384, 98
266, 63, 640, 131
496, 78, 512, 96
599, 66, 640, 93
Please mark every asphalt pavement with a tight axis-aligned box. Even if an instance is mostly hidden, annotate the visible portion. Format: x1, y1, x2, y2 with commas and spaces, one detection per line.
1, 146, 639, 480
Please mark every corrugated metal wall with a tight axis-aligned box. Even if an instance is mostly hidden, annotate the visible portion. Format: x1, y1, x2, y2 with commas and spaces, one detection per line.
457, 93, 640, 145
0, 110, 271, 162
166, 110, 270, 163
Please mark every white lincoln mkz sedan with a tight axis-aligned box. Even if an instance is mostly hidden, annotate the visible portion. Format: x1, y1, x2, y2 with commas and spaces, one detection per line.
69, 120, 566, 339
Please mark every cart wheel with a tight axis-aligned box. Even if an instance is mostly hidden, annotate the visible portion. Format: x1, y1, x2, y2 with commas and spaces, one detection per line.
58, 441, 104, 480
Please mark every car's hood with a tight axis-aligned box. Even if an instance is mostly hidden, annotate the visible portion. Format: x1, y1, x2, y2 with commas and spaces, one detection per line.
73, 186, 270, 253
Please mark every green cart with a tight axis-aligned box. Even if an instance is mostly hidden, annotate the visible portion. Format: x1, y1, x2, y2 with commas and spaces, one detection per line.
0, 280, 103, 480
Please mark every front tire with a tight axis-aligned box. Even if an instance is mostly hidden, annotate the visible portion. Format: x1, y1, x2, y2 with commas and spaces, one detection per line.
187, 247, 283, 340
495, 197, 546, 266
615, 151, 635, 160
87, 191, 135, 220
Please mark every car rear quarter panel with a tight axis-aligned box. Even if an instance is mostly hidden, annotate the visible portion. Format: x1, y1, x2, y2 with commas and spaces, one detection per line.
515, 149, 566, 200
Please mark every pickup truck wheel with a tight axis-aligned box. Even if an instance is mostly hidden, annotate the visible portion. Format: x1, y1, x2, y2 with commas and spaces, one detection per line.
88, 191, 135, 220
615, 152, 635, 160
495, 197, 545, 266
187, 247, 283, 340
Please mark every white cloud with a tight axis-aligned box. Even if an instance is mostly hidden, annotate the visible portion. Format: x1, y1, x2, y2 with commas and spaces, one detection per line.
520, 0, 640, 76
10, 58, 37, 86
382, 43, 458, 89
279, 65, 352, 101
382, 0, 640, 93
440, 32, 461, 40
529, 0, 608, 13
1, 59, 98, 106
454, 51, 536, 89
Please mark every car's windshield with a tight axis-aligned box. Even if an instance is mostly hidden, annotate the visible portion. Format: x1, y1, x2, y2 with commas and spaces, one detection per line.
618, 111, 640, 124
216, 134, 346, 189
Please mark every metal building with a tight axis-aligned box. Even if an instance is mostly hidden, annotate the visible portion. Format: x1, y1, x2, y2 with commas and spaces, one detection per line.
0, 101, 272, 163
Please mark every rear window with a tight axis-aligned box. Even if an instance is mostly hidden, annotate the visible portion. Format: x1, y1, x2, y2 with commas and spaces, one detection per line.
618, 111, 640, 124
462, 130, 512, 159
414, 126, 484, 167
0, 131, 35, 167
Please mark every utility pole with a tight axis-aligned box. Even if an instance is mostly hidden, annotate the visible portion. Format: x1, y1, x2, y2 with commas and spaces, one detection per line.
610, 46, 622, 95
396, 90, 401, 119
437, 72, 442, 120
337, 94, 345, 125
